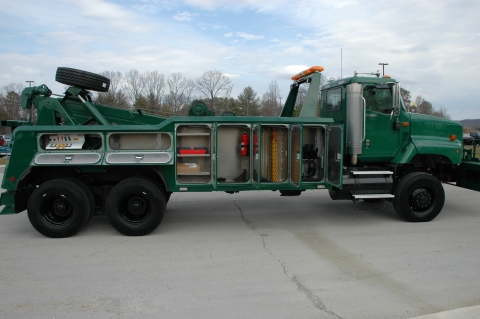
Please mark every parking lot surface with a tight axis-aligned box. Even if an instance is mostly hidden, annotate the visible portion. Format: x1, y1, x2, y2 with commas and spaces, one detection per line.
1, 177, 479, 319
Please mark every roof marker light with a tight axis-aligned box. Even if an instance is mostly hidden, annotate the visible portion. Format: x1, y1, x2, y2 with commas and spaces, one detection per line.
291, 66, 324, 81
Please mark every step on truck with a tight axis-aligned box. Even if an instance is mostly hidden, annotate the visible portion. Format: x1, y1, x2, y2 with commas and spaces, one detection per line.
1, 66, 479, 237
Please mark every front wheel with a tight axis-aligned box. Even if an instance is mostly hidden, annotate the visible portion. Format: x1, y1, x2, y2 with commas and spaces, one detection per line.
106, 178, 165, 236
393, 172, 445, 222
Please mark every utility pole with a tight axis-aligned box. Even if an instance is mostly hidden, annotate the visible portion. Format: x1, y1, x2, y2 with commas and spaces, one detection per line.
378, 63, 388, 76
26, 81, 35, 122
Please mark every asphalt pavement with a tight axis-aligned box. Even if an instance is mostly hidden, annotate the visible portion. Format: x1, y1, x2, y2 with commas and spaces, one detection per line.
1, 173, 479, 319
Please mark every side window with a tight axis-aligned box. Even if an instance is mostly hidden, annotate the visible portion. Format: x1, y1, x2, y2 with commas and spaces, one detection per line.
326, 88, 342, 111
363, 85, 393, 114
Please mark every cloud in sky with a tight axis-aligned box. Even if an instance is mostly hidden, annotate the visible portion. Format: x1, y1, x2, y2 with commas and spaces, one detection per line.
0, 0, 479, 120
237, 32, 264, 40
172, 11, 196, 22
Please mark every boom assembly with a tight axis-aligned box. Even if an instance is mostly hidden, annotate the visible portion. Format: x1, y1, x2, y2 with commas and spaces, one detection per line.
1, 66, 479, 237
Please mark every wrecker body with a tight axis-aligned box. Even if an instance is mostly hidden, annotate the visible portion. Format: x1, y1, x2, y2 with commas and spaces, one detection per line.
1, 66, 479, 237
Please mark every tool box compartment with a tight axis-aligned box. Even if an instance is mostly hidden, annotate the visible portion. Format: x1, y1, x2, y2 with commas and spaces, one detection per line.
176, 124, 212, 184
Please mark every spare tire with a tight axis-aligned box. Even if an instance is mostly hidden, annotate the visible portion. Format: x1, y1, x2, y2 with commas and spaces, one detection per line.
56, 67, 110, 92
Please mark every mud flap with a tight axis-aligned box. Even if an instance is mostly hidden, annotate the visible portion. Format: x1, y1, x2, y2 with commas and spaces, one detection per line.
0, 191, 15, 215
457, 161, 480, 192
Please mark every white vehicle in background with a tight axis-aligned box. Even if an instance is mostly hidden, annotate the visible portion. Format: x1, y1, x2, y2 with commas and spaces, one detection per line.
3, 134, 12, 146
0, 134, 11, 157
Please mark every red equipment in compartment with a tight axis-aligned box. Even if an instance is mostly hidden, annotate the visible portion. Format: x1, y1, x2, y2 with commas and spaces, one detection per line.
241, 130, 249, 156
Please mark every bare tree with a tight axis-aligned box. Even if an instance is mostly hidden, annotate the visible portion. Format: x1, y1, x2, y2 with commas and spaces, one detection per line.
144, 71, 166, 112
0, 83, 25, 121
431, 106, 451, 119
261, 80, 282, 116
195, 70, 233, 112
95, 71, 129, 108
414, 95, 450, 118
123, 69, 147, 108
102, 71, 123, 93
165, 73, 194, 115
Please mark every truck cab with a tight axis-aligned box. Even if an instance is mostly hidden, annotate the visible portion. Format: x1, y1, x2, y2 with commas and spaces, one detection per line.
320, 74, 463, 170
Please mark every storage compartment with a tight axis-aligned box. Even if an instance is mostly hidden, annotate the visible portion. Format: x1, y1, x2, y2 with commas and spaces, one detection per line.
109, 133, 171, 150
291, 125, 301, 184
302, 126, 325, 182
259, 126, 289, 183
176, 124, 212, 184
39, 133, 102, 150
217, 125, 250, 183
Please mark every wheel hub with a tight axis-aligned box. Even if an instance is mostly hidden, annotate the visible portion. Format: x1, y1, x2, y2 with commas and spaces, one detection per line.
53, 198, 70, 217
409, 187, 432, 211
42, 195, 74, 226
127, 196, 147, 216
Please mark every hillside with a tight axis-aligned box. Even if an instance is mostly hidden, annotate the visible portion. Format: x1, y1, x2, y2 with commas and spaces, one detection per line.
458, 119, 480, 130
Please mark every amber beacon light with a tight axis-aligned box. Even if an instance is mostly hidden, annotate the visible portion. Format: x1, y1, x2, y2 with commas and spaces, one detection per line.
291, 66, 324, 81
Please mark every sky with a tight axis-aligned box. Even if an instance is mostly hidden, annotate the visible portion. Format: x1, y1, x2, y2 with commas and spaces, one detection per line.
1, 0, 479, 120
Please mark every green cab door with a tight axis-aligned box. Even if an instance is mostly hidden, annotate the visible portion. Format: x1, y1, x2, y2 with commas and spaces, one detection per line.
360, 84, 408, 162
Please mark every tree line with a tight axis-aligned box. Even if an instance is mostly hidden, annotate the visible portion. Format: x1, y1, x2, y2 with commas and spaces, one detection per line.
400, 87, 450, 119
93, 70, 284, 118
0, 69, 451, 131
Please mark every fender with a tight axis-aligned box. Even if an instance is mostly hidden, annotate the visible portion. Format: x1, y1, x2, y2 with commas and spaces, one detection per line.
410, 136, 462, 165
391, 141, 418, 164
391, 137, 462, 165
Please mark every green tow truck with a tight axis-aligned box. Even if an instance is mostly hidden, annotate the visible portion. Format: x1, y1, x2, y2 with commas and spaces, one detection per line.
1, 66, 479, 237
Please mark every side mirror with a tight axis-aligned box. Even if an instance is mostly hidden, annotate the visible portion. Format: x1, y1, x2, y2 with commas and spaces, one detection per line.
392, 83, 399, 109
390, 83, 401, 120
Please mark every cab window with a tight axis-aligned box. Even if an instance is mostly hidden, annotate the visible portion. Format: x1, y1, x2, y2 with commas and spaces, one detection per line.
326, 88, 342, 111
363, 85, 393, 114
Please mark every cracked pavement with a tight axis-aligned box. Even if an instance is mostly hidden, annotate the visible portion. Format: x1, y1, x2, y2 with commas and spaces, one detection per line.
235, 201, 343, 319
1, 184, 480, 318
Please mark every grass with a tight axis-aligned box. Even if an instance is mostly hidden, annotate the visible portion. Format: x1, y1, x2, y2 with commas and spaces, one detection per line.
0, 157, 9, 166
464, 145, 480, 159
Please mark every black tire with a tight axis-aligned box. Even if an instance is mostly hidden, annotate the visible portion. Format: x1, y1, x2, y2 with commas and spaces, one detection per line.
56, 67, 110, 92
328, 188, 351, 200
27, 179, 90, 238
393, 172, 445, 222
106, 178, 165, 236
63, 177, 95, 224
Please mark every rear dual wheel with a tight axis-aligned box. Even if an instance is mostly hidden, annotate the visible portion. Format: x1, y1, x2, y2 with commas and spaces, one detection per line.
106, 178, 166, 236
27, 178, 93, 238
